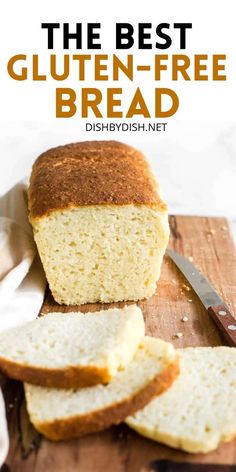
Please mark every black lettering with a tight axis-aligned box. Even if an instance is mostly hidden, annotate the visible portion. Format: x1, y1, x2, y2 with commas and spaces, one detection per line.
41, 23, 60, 49
116, 23, 134, 49
138, 23, 152, 49
173, 23, 192, 49
87, 23, 101, 49
155, 23, 171, 49
63, 23, 82, 49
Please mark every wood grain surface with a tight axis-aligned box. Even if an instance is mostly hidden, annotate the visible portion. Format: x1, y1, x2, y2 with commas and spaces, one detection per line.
2, 215, 236, 472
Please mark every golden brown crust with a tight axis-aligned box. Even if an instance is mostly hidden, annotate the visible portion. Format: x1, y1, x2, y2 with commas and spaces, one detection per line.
28, 140, 167, 219
0, 356, 111, 389
31, 358, 180, 441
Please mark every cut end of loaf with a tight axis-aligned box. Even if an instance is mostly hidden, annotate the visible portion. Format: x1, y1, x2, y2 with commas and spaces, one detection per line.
32, 205, 169, 305
29, 140, 169, 305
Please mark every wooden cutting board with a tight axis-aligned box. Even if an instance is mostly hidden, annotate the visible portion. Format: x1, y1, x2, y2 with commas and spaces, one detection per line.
2, 215, 236, 472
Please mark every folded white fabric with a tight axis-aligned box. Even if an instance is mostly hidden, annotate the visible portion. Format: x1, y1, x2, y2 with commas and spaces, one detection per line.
0, 181, 46, 467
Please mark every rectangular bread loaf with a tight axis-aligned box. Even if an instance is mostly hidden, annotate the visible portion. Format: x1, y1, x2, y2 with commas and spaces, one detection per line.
28, 140, 169, 305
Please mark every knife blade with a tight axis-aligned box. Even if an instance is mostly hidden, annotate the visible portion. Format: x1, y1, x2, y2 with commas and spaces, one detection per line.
166, 248, 236, 347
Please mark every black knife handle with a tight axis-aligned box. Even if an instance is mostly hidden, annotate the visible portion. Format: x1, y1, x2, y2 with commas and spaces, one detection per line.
148, 459, 236, 472
208, 304, 236, 347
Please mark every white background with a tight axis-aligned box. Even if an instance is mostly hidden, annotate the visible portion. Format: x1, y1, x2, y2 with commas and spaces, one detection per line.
0, 0, 236, 237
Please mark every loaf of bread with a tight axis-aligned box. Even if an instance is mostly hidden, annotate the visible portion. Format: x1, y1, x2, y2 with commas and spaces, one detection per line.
0, 305, 144, 389
28, 141, 169, 305
24, 337, 179, 441
126, 346, 236, 453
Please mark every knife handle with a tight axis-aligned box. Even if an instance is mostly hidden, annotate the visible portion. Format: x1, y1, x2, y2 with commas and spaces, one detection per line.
208, 304, 236, 347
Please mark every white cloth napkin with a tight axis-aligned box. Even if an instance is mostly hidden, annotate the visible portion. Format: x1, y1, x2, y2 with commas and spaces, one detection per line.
0, 181, 46, 467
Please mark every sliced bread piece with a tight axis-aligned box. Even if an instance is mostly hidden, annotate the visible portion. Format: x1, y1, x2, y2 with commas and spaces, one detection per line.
0, 305, 144, 389
24, 337, 179, 441
126, 346, 236, 453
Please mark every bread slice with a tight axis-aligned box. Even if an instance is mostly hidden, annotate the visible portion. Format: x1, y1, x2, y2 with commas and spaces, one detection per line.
28, 141, 169, 305
0, 305, 145, 389
126, 346, 236, 453
24, 337, 179, 441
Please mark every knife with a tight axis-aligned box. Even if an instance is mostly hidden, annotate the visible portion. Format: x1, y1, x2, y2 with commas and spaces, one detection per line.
148, 459, 236, 471
166, 248, 236, 347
